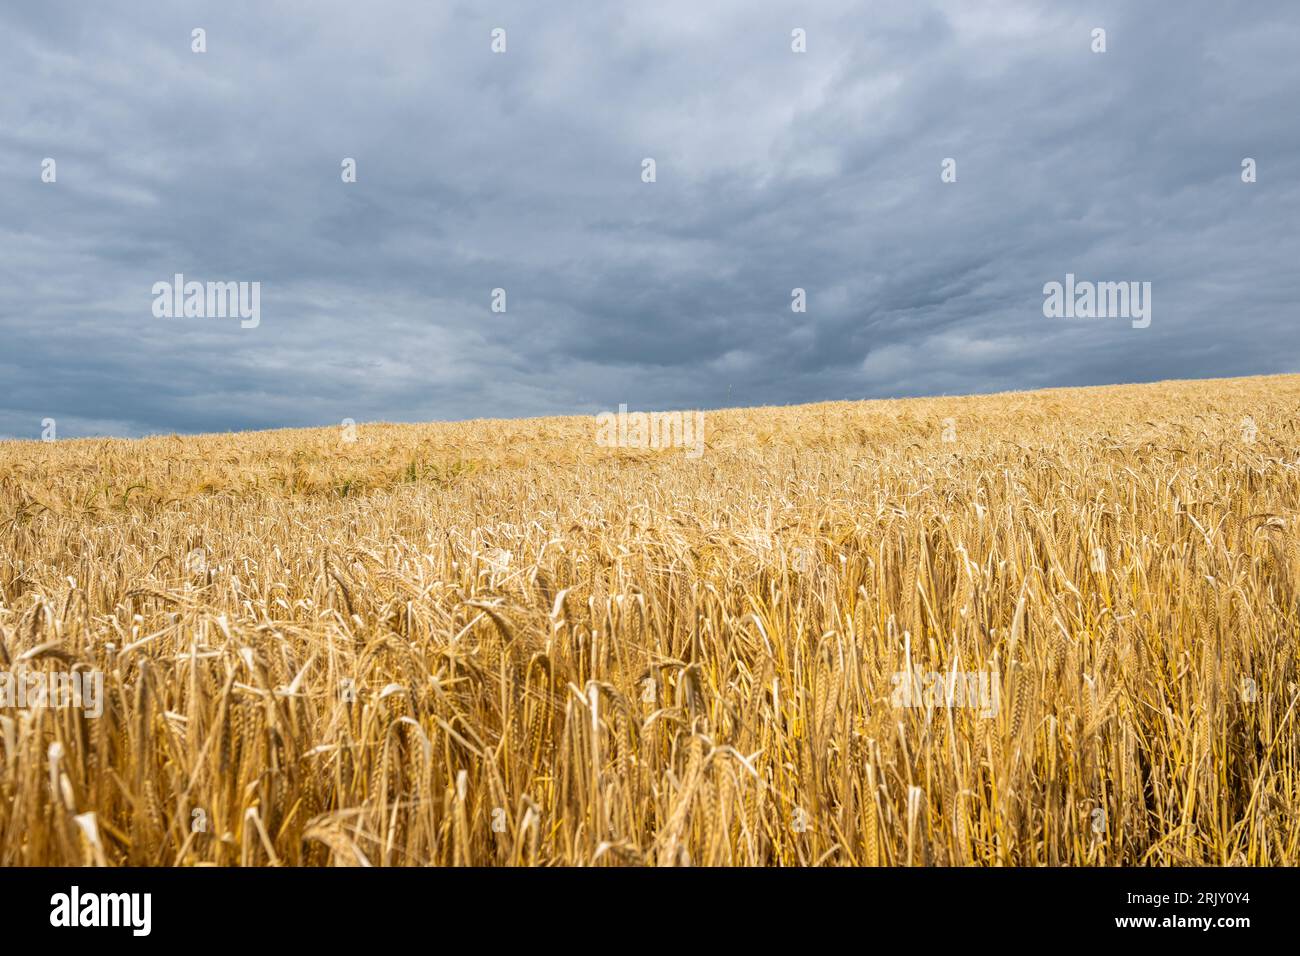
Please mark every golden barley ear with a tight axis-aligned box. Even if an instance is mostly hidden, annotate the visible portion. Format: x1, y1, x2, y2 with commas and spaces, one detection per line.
1009, 662, 1031, 742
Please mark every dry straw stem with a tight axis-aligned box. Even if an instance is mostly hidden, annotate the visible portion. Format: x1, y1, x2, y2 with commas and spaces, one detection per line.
0, 374, 1297, 865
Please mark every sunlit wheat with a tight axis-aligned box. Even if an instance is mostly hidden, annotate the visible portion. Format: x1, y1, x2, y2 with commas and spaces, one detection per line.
1, 375, 1296, 865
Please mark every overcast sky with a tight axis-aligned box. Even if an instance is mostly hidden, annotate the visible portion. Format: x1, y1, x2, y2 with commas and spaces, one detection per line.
1, 0, 1297, 438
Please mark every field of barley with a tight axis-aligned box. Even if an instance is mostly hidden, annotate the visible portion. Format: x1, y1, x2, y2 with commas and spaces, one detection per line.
1, 374, 1298, 866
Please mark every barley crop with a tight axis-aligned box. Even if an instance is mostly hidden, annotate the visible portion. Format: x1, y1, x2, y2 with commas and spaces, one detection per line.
1, 375, 1297, 865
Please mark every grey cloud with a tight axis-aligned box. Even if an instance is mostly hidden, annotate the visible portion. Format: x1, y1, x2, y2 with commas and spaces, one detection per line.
1, 0, 1297, 439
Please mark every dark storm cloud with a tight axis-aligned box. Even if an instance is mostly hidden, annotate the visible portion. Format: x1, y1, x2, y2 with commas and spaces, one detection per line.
1, 0, 1297, 437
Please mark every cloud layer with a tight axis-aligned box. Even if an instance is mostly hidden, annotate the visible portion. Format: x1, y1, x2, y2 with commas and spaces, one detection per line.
2, 0, 1297, 437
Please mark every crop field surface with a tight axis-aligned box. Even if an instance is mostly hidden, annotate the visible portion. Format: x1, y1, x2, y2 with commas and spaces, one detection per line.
1, 374, 1297, 866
